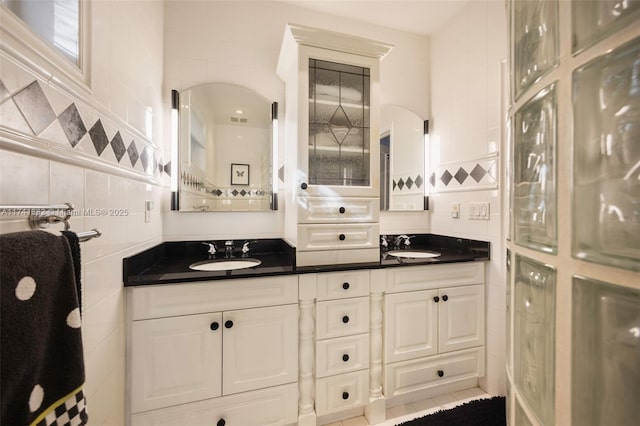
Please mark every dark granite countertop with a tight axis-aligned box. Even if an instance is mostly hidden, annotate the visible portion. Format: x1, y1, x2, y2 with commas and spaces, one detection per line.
123, 234, 490, 286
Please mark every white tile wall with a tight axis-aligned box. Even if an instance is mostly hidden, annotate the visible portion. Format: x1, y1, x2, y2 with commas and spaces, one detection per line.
0, 150, 164, 425
0, 1, 165, 425
429, 0, 508, 396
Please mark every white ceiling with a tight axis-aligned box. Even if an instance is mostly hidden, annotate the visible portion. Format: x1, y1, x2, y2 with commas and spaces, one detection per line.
277, 0, 471, 36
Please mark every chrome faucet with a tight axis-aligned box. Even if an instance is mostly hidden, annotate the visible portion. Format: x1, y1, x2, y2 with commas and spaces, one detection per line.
225, 240, 234, 258
241, 240, 257, 257
202, 242, 217, 258
380, 235, 389, 252
394, 235, 413, 249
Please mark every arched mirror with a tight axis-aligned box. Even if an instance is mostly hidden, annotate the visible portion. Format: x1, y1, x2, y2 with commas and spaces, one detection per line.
171, 83, 277, 212
380, 105, 428, 211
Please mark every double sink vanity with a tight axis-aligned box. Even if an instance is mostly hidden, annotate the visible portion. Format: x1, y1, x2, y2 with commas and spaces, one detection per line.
128, 22, 490, 426
123, 235, 489, 426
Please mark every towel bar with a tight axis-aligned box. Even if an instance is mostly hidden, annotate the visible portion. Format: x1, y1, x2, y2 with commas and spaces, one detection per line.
76, 229, 102, 242
0, 203, 74, 230
0, 203, 102, 242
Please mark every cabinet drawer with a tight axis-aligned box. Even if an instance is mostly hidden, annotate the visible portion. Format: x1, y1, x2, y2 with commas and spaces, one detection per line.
297, 223, 379, 252
315, 370, 369, 416
316, 334, 370, 378
383, 347, 484, 399
316, 297, 370, 339
130, 276, 298, 320
298, 197, 379, 223
386, 262, 484, 293
317, 270, 370, 301
131, 383, 298, 426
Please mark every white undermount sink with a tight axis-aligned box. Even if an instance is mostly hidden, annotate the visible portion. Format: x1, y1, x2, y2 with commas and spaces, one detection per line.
189, 258, 262, 271
387, 250, 441, 259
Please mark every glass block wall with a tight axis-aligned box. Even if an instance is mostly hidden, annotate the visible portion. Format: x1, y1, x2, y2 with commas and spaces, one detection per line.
506, 1, 640, 425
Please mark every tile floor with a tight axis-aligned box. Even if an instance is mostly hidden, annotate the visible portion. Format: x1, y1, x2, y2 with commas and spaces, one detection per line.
324, 387, 491, 426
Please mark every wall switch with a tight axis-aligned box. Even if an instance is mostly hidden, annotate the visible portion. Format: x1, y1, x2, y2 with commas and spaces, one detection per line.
145, 200, 153, 223
469, 202, 490, 220
451, 202, 460, 219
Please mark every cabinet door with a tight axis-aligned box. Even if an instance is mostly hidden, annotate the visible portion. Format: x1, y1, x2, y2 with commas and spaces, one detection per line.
438, 285, 485, 353
299, 47, 380, 198
384, 290, 438, 363
131, 312, 222, 413
222, 304, 298, 395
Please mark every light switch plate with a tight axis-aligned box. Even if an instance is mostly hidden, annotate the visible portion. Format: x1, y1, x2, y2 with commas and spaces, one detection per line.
451, 202, 460, 219
469, 202, 490, 220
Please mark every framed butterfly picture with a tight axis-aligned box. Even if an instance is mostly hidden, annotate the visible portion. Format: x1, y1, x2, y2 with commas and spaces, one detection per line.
231, 163, 250, 185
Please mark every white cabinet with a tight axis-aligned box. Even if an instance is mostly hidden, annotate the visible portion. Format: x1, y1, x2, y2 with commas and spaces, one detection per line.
383, 263, 485, 404
277, 23, 393, 266
131, 313, 223, 413
308, 270, 371, 418
438, 285, 484, 353
127, 276, 298, 425
221, 305, 298, 395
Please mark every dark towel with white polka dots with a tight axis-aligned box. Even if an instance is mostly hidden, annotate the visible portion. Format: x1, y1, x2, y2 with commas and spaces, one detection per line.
0, 230, 88, 425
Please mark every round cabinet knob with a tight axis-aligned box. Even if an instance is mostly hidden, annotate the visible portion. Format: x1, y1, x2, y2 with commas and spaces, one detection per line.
342, 282, 350, 290
210, 322, 219, 331
437, 370, 444, 378
217, 419, 226, 426
433, 296, 440, 303
342, 354, 350, 362
224, 320, 234, 329
442, 295, 449, 302
342, 392, 349, 400
339, 234, 346, 241
339, 206, 346, 214
342, 315, 350, 324
300, 182, 308, 190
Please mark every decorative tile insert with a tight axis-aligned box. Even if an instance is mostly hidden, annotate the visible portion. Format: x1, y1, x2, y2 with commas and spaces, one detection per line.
392, 174, 423, 193
58, 103, 87, 147
110, 131, 126, 162
431, 154, 498, 192
13, 81, 56, 135
88, 119, 109, 156
0, 69, 163, 179
127, 141, 139, 167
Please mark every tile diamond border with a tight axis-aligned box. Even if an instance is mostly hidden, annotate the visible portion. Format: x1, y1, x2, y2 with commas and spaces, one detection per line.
431, 153, 499, 192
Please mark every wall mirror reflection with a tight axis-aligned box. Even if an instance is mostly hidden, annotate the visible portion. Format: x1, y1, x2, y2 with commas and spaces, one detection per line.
380, 105, 428, 211
174, 83, 275, 212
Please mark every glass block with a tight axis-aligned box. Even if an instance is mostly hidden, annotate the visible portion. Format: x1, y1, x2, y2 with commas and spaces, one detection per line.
506, 249, 512, 373
572, 0, 640, 53
515, 396, 535, 426
573, 38, 640, 271
512, 0, 559, 100
514, 255, 556, 425
572, 276, 640, 426
513, 83, 558, 253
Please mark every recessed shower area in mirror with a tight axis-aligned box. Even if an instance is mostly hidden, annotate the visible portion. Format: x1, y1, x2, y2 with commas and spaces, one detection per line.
380, 105, 428, 211
171, 83, 277, 212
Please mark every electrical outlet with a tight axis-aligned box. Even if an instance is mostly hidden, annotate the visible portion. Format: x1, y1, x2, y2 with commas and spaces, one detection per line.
451, 202, 460, 219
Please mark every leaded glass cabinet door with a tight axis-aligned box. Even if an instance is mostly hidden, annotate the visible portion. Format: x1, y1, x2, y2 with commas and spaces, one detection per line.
299, 47, 380, 197
309, 59, 370, 188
